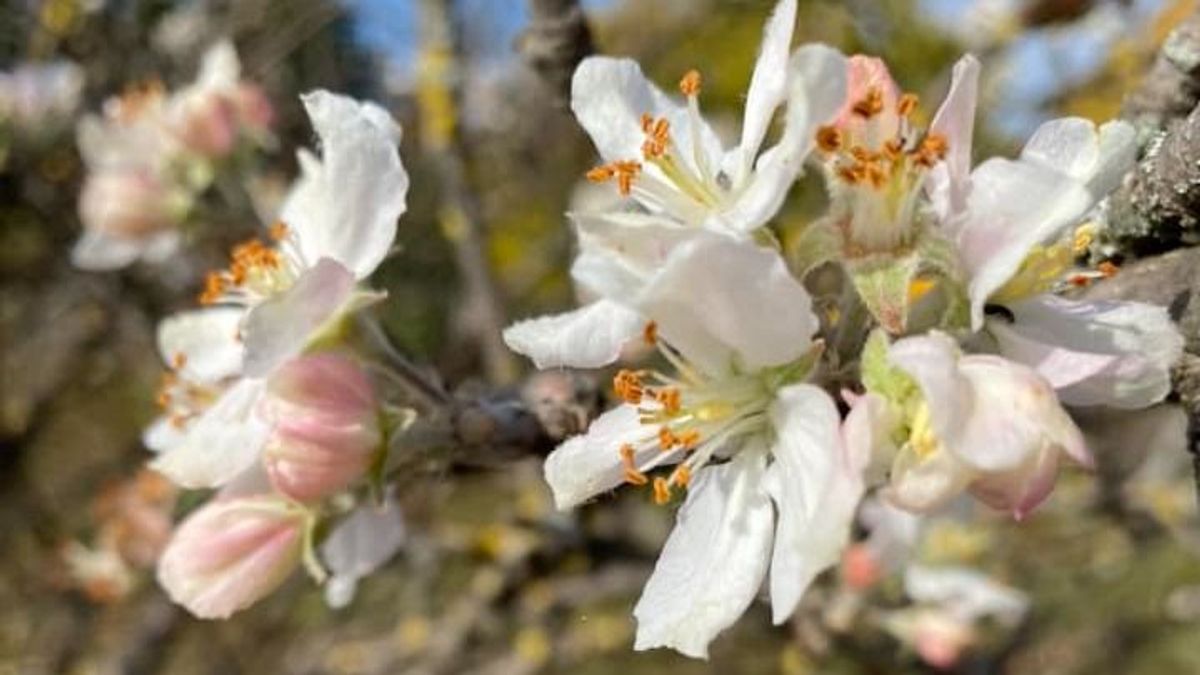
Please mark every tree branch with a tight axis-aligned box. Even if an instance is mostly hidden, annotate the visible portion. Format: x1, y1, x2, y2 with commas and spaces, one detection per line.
518, 0, 595, 108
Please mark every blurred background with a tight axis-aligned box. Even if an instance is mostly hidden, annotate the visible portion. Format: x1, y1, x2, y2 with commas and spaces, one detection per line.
4, 0, 1200, 672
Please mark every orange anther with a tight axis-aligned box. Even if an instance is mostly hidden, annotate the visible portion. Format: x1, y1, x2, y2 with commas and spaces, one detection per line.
815, 125, 843, 153
586, 165, 615, 182
268, 221, 290, 241
852, 87, 885, 118
658, 426, 678, 450
652, 477, 672, 505
643, 320, 658, 345
679, 69, 702, 96
1098, 261, 1119, 278
170, 352, 187, 370
672, 464, 691, 488
678, 430, 700, 450
624, 467, 649, 486
897, 92, 919, 117
656, 388, 681, 416
613, 370, 644, 404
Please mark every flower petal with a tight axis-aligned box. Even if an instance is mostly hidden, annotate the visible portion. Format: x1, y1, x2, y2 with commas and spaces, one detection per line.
928, 54, 980, 219
320, 496, 405, 609
503, 300, 645, 370
157, 307, 245, 383
955, 354, 1089, 471
570, 57, 723, 176
888, 332, 973, 449
635, 234, 818, 374
885, 442, 973, 514
543, 405, 661, 510
995, 296, 1181, 409
735, 0, 797, 180
1020, 118, 1135, 198
903, 565, 1028, 624
150, 378, 271, 489
719, 43, 847, 233
957, 157, 1093, 328
281, 90, 408, 279
633, 446, 775, 659
765, 384, 864, 624
968, 443, 1060, 520
241, 258, 358, 378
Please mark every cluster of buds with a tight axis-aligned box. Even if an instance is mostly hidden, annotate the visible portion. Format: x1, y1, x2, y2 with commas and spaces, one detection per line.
145, 89, 411, 619
72, 41, 275, 271
504, 0, 1182, 659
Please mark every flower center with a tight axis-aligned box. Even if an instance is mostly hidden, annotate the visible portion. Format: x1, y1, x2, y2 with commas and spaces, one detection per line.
199, 222, 301, 306
816, 88, 947, 255
612, 323, 773, 504
155, 353, 223, 429
586, 70, 728, 221
988, 223, 1118, 305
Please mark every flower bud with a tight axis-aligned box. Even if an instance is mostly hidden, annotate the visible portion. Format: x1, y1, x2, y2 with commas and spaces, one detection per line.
157, 496, 308, 619
262, 354, 382, 502
79, 169, 178, 238
169, 91, 239, 158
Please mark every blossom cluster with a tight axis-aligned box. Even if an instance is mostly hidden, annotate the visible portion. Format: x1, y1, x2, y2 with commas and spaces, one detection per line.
503, 0, 1181, 658
72, 41, 275, 271
145, 90, 408, 618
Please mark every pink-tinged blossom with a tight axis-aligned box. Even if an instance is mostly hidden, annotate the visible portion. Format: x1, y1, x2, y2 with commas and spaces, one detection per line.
157, 496, 310, 619
261, 354, 382, 502
149, 91, 406, 491
571, 0, 846, 235
849, 332, 1089, 519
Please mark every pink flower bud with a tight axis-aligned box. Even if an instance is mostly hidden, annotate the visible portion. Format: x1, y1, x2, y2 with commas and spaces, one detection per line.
262, 354, 382, 502
157, 496, 308, 619
79, 170, 178, 238
170, 92, 239, 158
234, 83, 275, 133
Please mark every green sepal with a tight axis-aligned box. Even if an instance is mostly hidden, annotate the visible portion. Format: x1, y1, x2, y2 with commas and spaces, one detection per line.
849, 253, 921, 335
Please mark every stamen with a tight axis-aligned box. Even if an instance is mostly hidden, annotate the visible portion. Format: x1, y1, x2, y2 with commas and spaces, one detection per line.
1072, 223, 1096, 255
897, 93, 919, 117
268, 221, 290, 241
815, 125, 843, 153
912, 133, 947, 167
852, 87, 885, 119
171, 352, 187, 370
658, 426, 679, 451
655, 387, 681, 416
671, 465, 691, 488
613, 369, 645, 404
679, 70, 702, 97
1098, 261, 1119, 278
619, 444, 649, 486
643, 321, 658, 345
652, 477, 672, 505
586, 160, 642, 197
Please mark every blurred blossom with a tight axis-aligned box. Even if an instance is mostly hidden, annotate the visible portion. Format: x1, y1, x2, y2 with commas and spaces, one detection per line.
72, 40, 276, 271
884, 564, 1028, 669
262, 353, 383, 502
0, 60, 84, 134
320, 494, 406, 609
157, 495, 312, 619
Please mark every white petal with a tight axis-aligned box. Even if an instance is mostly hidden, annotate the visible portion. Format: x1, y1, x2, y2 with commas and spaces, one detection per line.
885, 442, 974, 513
320, 496, 405, 609
719, 44, 847, 233
888, 332, 973, 449
543, 405, 661, 510
1020, 118, 1136, 198
157, 307, 245, 383
71, 230, 147, 271
736, 0, 797, 178
995, 296, 1181, 409
635, 234, 818, 374
955, 354, 1089, 471
282, 91, 408, 279
957, 157, 1093, 328
241, 258, 357, 378
633, 446, 775, 659
842, 391, 901, 484
502, 300, 644, 370
765, 384, 863, 624
570, 57, 723, 177
572, 210, 700, 283
196, 40, 240, 90
928, 54, 980, 219
142, 416, 184, 454
903, 565, 1028, 625
150, 379, 271, 488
